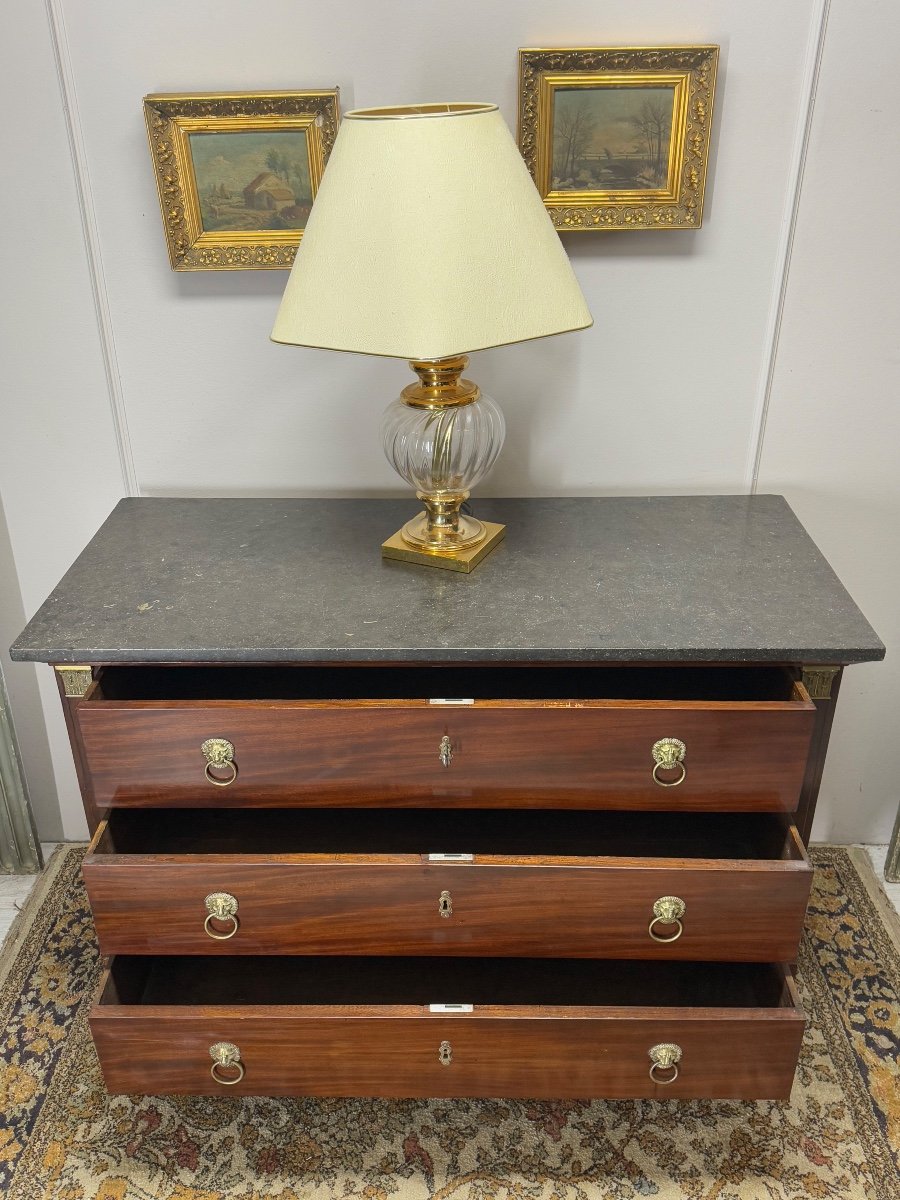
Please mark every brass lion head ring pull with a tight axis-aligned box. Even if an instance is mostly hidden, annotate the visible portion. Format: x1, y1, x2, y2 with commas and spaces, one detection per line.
201, 738, 237, 787
651, 737, 686, 787
648, 1042, 682, 1085
648, 895, 685, 943
209, 1041, 245, 1085
204, 892, 239, 940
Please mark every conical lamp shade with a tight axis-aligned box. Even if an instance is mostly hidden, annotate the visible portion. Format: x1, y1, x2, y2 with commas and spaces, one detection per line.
271, 102, 592, 359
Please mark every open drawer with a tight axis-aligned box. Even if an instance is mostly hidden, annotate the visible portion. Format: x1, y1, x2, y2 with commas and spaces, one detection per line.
83, 808, 813, 960
76, 664, 816, 810
91, 956, 806, 1099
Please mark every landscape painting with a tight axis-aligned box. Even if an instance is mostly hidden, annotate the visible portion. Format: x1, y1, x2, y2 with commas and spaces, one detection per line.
188, 129, 313, 234
551, 85, 676, 192
145, 91, 339, 269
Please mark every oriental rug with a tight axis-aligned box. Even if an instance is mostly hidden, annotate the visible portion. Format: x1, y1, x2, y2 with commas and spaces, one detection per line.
0, 845, 898, 1200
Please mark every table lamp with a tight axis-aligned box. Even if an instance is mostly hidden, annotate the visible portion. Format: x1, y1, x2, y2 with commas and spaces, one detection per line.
271, 102, 592, 571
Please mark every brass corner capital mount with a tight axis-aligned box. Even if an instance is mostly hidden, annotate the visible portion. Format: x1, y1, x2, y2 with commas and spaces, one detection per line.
801, 665, 841, 700
54, 665, 93, 698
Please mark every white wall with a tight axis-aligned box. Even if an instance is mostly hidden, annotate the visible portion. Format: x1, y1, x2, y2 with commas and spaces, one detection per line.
758, 0, 900, 843
0, 0, 893, 842
62, 0, 819, 498
0, 0, 131, 842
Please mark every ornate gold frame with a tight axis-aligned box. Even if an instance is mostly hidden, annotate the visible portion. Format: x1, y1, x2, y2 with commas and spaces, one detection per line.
143, 90, 339, 270
518, 47, 718, 231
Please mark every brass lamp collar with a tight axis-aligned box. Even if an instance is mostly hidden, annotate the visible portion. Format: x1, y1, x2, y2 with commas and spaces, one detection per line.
402, 356, 480, 408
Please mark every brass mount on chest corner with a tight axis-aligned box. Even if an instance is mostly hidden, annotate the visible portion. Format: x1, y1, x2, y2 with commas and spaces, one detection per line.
800, 665, 841, 700
54, 665, 93, 698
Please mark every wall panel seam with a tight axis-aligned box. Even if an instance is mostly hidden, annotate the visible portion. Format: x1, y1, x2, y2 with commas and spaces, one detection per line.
43, 0, 140, 496
747, 0, 830, 493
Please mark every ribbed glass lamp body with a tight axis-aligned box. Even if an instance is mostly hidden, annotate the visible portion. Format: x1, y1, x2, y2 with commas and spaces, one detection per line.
381, 393, 505, 497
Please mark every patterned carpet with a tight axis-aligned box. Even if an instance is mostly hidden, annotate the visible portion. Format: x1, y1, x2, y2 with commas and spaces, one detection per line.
0, 845, 898, 1200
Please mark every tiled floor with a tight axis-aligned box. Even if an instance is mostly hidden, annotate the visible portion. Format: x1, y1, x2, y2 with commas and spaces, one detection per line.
859, 843, 900, 913
0, 842, 898, 951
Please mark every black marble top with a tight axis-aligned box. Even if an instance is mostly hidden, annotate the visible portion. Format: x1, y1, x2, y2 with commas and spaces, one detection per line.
9, 496, 884, 665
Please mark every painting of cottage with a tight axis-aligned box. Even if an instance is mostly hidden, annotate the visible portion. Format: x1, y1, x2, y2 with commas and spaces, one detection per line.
551, 85, 676, 191
241, 172, 294, 211
189, 129, 314, 233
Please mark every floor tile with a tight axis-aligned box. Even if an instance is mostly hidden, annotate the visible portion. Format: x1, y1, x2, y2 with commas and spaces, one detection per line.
859, 844, 900, 914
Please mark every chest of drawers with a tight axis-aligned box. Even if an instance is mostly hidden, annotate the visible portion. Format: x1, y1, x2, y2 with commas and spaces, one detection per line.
11, 496, 883, 1101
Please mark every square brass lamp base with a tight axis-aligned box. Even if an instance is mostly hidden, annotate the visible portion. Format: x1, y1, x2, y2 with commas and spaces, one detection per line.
382, 520, 506, 573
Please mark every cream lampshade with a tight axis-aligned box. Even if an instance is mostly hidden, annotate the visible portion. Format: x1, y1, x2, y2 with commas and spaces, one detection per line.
272, 102, 592, 571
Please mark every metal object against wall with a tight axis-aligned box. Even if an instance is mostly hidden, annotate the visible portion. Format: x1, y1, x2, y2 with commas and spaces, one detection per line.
0, 665, 41, 873
886, 804, 900, 884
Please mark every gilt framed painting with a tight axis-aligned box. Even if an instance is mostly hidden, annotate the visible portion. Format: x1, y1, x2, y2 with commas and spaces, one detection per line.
143, 90, 340, 270
518, 47, 718, 231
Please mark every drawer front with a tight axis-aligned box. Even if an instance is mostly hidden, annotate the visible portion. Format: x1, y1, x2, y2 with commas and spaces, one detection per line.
77, 702, 815, 810
91, 1008, 804, 1100
83, 855, 812, 961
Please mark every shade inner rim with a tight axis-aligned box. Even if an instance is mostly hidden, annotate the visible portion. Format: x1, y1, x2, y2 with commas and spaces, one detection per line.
344, 102, 498, 121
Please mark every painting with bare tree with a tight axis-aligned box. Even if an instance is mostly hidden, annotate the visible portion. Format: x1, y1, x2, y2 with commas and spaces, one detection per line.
189, 130, 313, 234
551, 86, 675, 191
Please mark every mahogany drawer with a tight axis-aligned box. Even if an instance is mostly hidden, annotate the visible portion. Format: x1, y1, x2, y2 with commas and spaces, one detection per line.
76, 664, 816, 810
83, 809, 812, 960
91, 956, 805, 1099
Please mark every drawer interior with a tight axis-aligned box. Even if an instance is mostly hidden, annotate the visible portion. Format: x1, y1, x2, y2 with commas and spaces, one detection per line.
92, 663, 803, 703
101, 956, 793, 1009
96, 808, 805, 861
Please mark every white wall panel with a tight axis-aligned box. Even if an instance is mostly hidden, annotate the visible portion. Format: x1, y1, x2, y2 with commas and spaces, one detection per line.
757, 0, 900, 844
0, 0, 129, 840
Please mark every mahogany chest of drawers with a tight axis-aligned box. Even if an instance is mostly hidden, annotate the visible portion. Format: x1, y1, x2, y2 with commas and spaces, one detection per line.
11, 496, 883, 1100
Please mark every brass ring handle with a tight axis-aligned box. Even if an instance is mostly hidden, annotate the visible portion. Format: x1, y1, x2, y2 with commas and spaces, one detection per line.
204, 912, 239, 939
648, 915, 683, 943
204, 760, 237, 787
201, 738, 237, 787
651, 759, 686, 787
209, 1041, 244, 1085
651, 738, 686, 787
439, 735, 453, 768
648, 895, 685, 943
204, 892, 239, 940
648, 1042, 682, 1085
